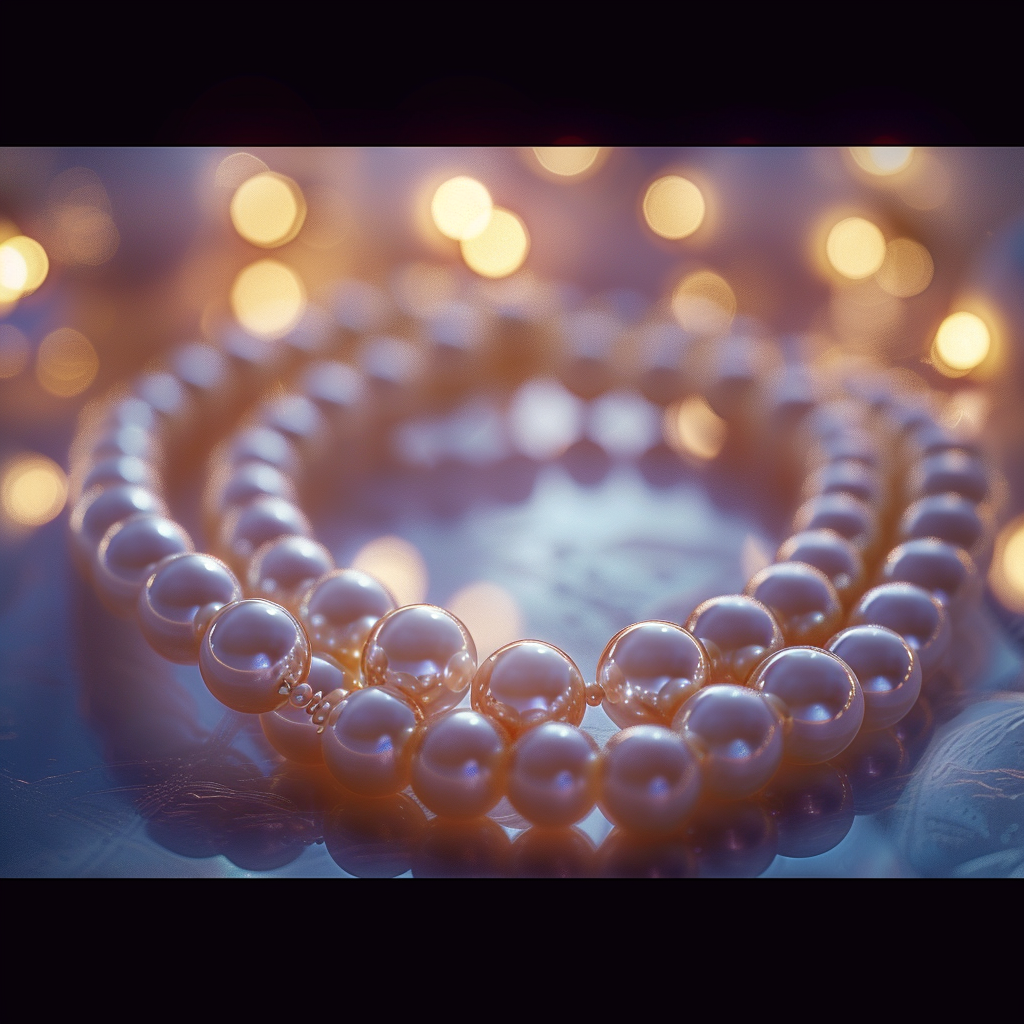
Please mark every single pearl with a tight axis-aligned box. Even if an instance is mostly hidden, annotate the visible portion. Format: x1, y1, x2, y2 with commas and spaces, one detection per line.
217, 496, 312, 573
749, 647, 865, 764
246, 534, 334, 610
598, 725, 703, 833
511, 827, 596, 878
94, 513, 193, 617
848, 582, 950, 675
410, 710, 509, 819
138, 552, 242, 663
776, 528, 865, 606
835, 727, 909, 815
506, 722, 600, 828
761, 762, 854, 859
300, 360, 367, 421
363, 604, 477, 717
879, 538, 977, 607
258, 394, 327, 451
744, 561, 843, 646
689, 802, 778, 878
471, 639, 586, 736
135, 370, 189, 423
85, 423, 160, 465
910, 450, 989, 503
222, 426, 300, 478
804, 458, 881, 505
793, 492, 878, 552
172, 342, 230, 400
298, 568, 396, 672
199, 599, 311, 713
814, 427, 880, 469
672, 683, 784, 798
597, 620, 710, 728
684, 594, 784, 685
69, 484, 167, 568
321, 686, 420, 797
203, 460, 297, 528
78, 455, 159, 498
826, 625, 921, 731
899, 493, 984, 553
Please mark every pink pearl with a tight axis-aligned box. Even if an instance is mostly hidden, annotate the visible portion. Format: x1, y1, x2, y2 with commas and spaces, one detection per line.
471, 639, 586, 736
199, 599, 311, 713
598, 620, 710, 728
246, 534, 334, 610
363, 604, 477, 717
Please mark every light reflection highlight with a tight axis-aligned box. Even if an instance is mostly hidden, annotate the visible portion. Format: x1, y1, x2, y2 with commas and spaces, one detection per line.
36, 328, 99, 397
0, 236, 48, 296
875, 238, 933, 298
231, 259, 306, 339
351, 536, 428, 606
850, 147, 914, 176
461, 208, 529, 279
1, 454, 68, 528
989, 516, 1024, 614
826, 217, 886, 279
932, 311, 990, 375
664, 396, 728, 460
446, 581, 523, 659
643, 176, 705, 240
431, 177, 493, 241
671, 270, 735, 335
230, 172, 306, 248
532, 147, 602, 177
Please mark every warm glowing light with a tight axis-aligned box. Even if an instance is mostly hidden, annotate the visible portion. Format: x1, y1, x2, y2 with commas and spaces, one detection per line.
0, 236, 48, 296
941, 389, 989, 438
670, 270, 735, 335
532, 147, 602, 177
230, 259, 306, 339
989, 517, 1024, 613
431, 177, 493, 241
875, 238, 934, 298
933, 312, 990, 375
826, 217, 886, 279
36, 328, 99, 397
1, 455, 68, 528
446, 581, 523, 659
461, 207, 529, 279
643, 176, 705, 240
664, 396, 728, 461
0, 324, 29, 378
850, 147, 914, 176
230, 172, 306, 248
351, 536, 428, 606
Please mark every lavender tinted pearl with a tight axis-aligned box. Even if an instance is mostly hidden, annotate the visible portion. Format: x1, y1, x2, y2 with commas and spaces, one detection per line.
471, 640, 586, 736
776, 529, 865, 606
298, 568, 396, 671
363, 604, 477, 717
761, 762, 854, 859
597, 621, 710, 728
827, 625, 921, 731
910, 450, 989, 504
598, 725, 703, 833
899, 493, 984, 553
793, 492, 877, 551
258, 395, 326, 451
204, 461, 297, 527
804, 458, 881, 505
880, 538, 977, 607
744, 561, 843, 646
848, 583, 950, 675
135, 371, 189, 422
223, 426, 300, 478
672, 684, 784, 798
684, 594, 784, 685
217, 496, 312, 573
199, 599, 311, 714
86, 423, 160, 465
79, 455, 160, 497
94, 514, 193, 617
246, 535, 334, 610
69, 484, 168, 568
410, 710, 509, 818
507, 722, 600, 828
750, 647, 865, 764
138, 552, 243, 663
321, 686, 420, 797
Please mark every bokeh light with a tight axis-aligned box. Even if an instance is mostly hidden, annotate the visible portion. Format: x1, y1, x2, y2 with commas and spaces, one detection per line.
850, 147, 914, 176
670, 270, 735, 334
643, 176, 705, 240
932, 311, 990, 375
230, 259, 306, 339
989, 516, 1024, 614
431, 177, 493, 241
875, 237, 934, 298
826, 217, 886, 279
46, 168, 119, 266
1, 454, 67, 528
532, 147, 602, 178
0, 324, 29, 378
215, 152, 269, 190
351, 535, 428, 606
446, 581, 524, 659
36, 327, 99, 397
664, 396, 728, 460
230, 172, 306, 248
0, 236, 48, 296
461, 207, 529, 279
508, 378, 583, 459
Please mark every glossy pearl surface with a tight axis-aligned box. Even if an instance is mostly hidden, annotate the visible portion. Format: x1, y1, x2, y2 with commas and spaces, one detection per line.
776, 528, 864, 605
80, 454, 159, 496
911, 450, 989, 503
246, 534, 334, 609
760, 762, 854, 859
321, 686, 419, 797
507, 722, 600, 828
793, 492, 877, 551
673, 683, 784, 798
94, 513, 193, 616
598, 725, 703, 833
750, 647, 865, 764
363, 604, 477, 717
744, 561, 843, 646
597, 620, 710, 728
471, 639, 585, 736
199, 599, 311, 714
298, 568, 396, 671
217, 496, 313, 572
684, 594, 784, 685
138, 552, 243, 663
223, 426, 300, 477
410, 710, 509, 818
827, 625, 921, 731
899, 493, 984, 552
879, 539, 976, 607
848, 582, 950, 674
204, 460, 297, 525
70, 484, 167, 566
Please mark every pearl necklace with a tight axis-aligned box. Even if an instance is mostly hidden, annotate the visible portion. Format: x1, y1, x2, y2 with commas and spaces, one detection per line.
67, 278, 995, 847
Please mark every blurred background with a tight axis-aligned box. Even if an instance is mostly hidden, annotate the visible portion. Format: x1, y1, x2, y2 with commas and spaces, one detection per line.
3, 147, 1024, 876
